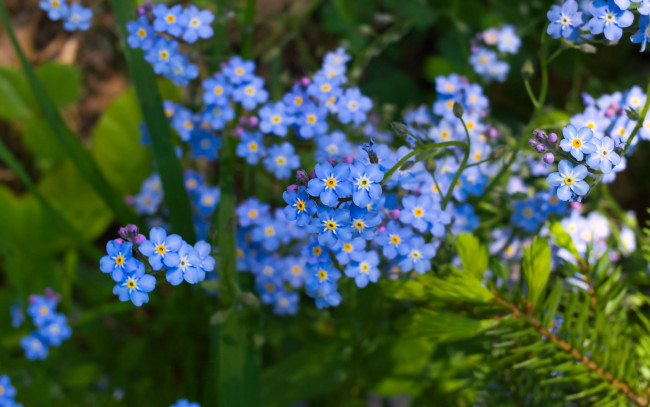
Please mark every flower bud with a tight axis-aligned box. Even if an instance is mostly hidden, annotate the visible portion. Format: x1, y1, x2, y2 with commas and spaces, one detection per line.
390, 122, 409, 136
327, 158, 338, 167
605, 107, 616, 118
453, 102, 464, 118
528, 138, 539, 148
234, 127, 244, 136
134, 234, 146, 245
521, 60, 534, 79
548, 132, 558, 143
311, 169, 317, 178
342, 155, 354, 164
577, 43, 597, 54
114, 238, 125, 245
570, 201, 582, 210
488, 127, 499, 138
534, 129, 548, 142
390, 209, 401, 220
626, 108, 640, 121
286, 184, 298, 192
535, 144, 545, 153
296, 170, 310, 186
543, 152, 555, 165
248, 116, 259, 126
300, 77, 311, 86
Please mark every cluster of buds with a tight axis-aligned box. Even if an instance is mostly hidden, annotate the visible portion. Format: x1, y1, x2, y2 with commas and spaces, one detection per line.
117, 224, 146, 247
529, 129, 558, 165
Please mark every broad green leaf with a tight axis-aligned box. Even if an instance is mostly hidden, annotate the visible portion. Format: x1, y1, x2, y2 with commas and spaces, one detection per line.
383, 266, 494, 304
402, 308, 496, 342
0, 67, 31, 120
22, 117, 66, 164
522, 238, 552, 307
550, 221, 580, 261
109, 0, 195, 240
91, 88, 152, 195
36, 63, 82, 108
456, 232, 488, 280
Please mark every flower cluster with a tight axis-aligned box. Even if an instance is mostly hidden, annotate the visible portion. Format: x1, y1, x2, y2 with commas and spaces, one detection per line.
16, 290, 71, 361
99, 225, 215, 306
469, 25, 521, 82
546, 0, 650, 51
39, 0, 92, 32
126, 1, 214, 85
170, 398, 200, 407
0, 375, 21, 407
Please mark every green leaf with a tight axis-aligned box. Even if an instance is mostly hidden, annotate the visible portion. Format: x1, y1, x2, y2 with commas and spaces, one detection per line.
550, 221, 580, 261
36, 63, 82, 108
383, 266, 494, 304
402, 308, 496, 342
109, 0, 195, 241
90, 88, 152, 195
0, 3, 137, 225
22, 117, 66, 164
0, 66, 31, 120
456, 233, 488, 280
522, 238, 552, 307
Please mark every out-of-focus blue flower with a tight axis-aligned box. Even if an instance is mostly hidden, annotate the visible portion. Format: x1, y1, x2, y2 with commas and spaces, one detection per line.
223, 56, 256, 85
283, 256, 307, 288
153, 4, 183, 37
166, 242, 203, 285
201, 104, 236, 131
236, 198, 270, 227
512, 199, 544, 233
315, 131, 353, 161
631, 15, 650, 52
497, 25, 521, 53
283, 187, 316, 227
21, 334, 49, 360
296, 103, 329, 139
336, 88, 372, 126
190, 131, 221, 161
127, 16, 154, 50
202, 75, 232, 106
349, 204, 381, 240
39, 0, 69, 21
305, 260, 341, 294
345, 250, 380, 288
375, 221, 413, 260
194, 186, 220, 217
586, 136, 620, 173
236, 131, 266, 164
28, 296, 58, 328
179, 5, 214, 43
0, 375, 17, 402
38, 313, 71, 346
259, 102, 294, 137
233, 76, 269, 110
263, 142, 300, 179
170, 398, 200, 407
307, 72, 343, 104
334, 237, 366, 265
63, 3, 92, 31
273, 291, 299, 315
251, 218, 285, 252
399, 237, 436, 274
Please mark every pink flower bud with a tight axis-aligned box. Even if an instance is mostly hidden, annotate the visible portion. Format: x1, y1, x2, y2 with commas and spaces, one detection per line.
311, 169, 317, 178
377, 226, 387, 233
134, 234, 146, 245
342, 155, 354, 164
114, 238, 125, 245
570, 201, 582, 210
548, 132, 558, 143
390, 209, 401, 220
286, 184, 298, 192
605, 107, 615, 118
234, 127, 244, 136
248, 116, 259, 126
300, 77, 311, 86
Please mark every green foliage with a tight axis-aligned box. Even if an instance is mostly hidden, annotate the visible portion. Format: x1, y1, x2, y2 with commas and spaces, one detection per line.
456, 232, 489, 280
402, 308, 496, 342
522, 238, 552, 307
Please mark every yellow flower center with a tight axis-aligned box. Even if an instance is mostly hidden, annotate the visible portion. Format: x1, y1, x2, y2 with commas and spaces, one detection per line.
343, 243, 353, 252
307, 114, 317, 124
0, 385, 4, 395
137, 28, 147, 38
115, 255, 125, 266
127, 279, 136, 289
291, 266, 302, 275
294, 96, 303, 106
40, 306, 48, 315
325, 221, 337, 230
441, 131, 450, 139
266, 283, 275, 292
321, 84, 332, 92
165, 14, 176, 23
360, 262, 370, 273
564, 176, 574, 185
318, 270, 328, 280
245, 86, 256, 95
156, 244, 166, 254
186, 179, 197, 189
159, 50, 170, 60
248, 142, 258, 152
572, 139, 582, 148
313, 247, 322, 256
265, 227, 275, 236
214, 86, 223, 95
586, 122, 595, 130
445, 84, 454, 92
248, 209, 258, 219
326, 178, 337, 188
296, 200, 306, 211
390, 235, 400, 245
524, 209, 533, 218
271, 115, 282, 125
235, 67, 244, 76
354, 221, 364, 230
51, 0, 60, 7
236, 249, 244, 257
413, 208, 424, 217
275, 156, 287, 165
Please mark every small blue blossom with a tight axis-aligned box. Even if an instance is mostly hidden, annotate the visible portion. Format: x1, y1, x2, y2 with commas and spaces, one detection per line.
100, 240, 137, 282
251, 218, 285, 251
179, 5, 214, 43
547, 160, 591, 201
166, 242, 203, 285
236, 197, 270, 227
349, 161, 383, 207
336, 88, 372, 126
201, 104, 236, 131
263, 142, 300, 179
194, 241, 215, 272
259, 102, 293, 137
344, 250, 380, 288
190, 131, 221, 161
138, 227, 183, 270
305, 260, 341, 294
21, 334, 49, 360
296, 103, 329, 139
283, 187, 317, 227
588, 0, 634, 41
559, 124, 597, 161
170, 398, 200, 407
375, 221, 413, 260
586, 136, 621, 173
283, 256, 307, 288
153, 4, 184, 37
307, 206, 352, 247
10, 304, 24, 328
497, 25, 521, 53
232, 76, 269, 109
307, 72, 343, 104
28, 296, 58, 327
236, 131, 266, 164
63, 3, 92, 32
315, 131, 353, 161
399, 195, 435, 233
307, 162, 352, 207
171, 106, 197, 141
223, 56, 256, 85
399, 237, 436, 274
127, 16, 154, 50
547, 1, 584, 40
0, 375, 17, 402
304, 236, 330, 264
273, 291, 299, 315
282, 84, 308, 115
168, 56, 199, 87
512, 200, 544, 233
194, 186, 220, 217
349, 204, 381, 240
113, 260, 156, 306
39, 0, 69, 21
202, 75, 233, 106
631, 15, 650, 52
38, 313, 71, 346
334, 237, 366, 265
145, 37, 180, 76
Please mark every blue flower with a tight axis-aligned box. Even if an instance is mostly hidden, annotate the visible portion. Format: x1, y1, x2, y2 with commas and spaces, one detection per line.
100, 240, 137, 282
283, 256, 307, 288
21, 334, 49, 360
450, 204, 479, 234
304, 235, 330, 264
179, 5, 214, 43
153, 4, 183, 37
307, 206, 352, 247
469, 48, 498, 76
336, 88, 372, 126
63, 3, 92, 31
349, 161, 383, 207
512, 200, 544, 233
263, 142, 300, 179
273, 291, 299, 315
398, 237, 436, 274
315, 131, 353, 161
631, 15, 650, 52
375, 221, 413, 260
307, 72, 343, 104
305, 260, 341, 294
223, 56, 256, 85
464, 84, 489, 111
233, 76, 269, 109
435, 74, 463, 96
639, 0, 650, 15
559, 124, 597, 161
547, 160, 591, 201
166, 242, 203, 285
251, 218, 284, 251
497, 25, 521, 53
399, 195, 435, 233
28, 296, 58, 327
296, 103, 329, 139
171, 106, 197, 141
39, 0, 69, 21
190, 131, 221, 161
168, 56, 199, 86
322, 47, 350, 74
283, 187, 317, 227
201, 104, 236, 131
236, 197, 270, 227
10, 304, 24, 328
194, 186, 220, 217
588, 0, 634, 41
0, 375, 17, 402
236, 131, 266, 164
586, 136, 621, 173
38, 313, 71, 346
334, 237, 366, 265
344, 250, 380, 288
170, 398, 200, 407
307, 285, 342, 309
138, 227, 183, 270
307, 162, 352, 207
133, 173, 163, 215
259, 102, 293, 137
282, 83, 308, 115
127, 16, 154, 50
145, 37, 180, 76
194, 241, 215, 272
349, 204, 381, 240
202, 75, 232, 106
570, 106, 610, 138
113, 260, 156, 306
547, 1, 584, 40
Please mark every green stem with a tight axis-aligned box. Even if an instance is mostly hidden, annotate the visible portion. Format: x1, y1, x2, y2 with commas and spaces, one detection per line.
441, 116, 472, 209
524, 79, 539, 109
380, 141, 466, 186
241, 0, 257, 59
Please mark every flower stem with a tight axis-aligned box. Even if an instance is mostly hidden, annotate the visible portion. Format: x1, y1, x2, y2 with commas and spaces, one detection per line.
441, 116, 472, 209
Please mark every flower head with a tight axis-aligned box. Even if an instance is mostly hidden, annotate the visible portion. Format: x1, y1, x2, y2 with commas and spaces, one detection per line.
546, 160, 591, 201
